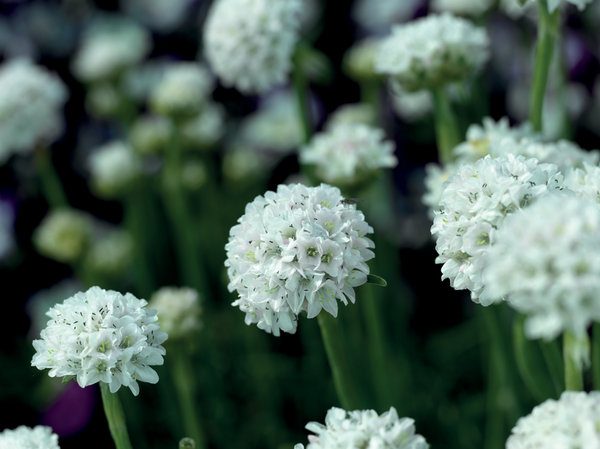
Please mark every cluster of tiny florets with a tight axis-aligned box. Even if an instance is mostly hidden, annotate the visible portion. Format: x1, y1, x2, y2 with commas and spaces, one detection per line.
225, 184, 375, 336
31, 286, 168, 396
148, 287, 202, 340
0, 425, 60, 449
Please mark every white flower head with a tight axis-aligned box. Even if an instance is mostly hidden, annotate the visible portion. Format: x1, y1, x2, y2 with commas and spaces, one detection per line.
180, 102, 226, 150
33, 209, 93, 264
351, 0, 420, 31
483, 195, 600, 366
375, 13, 490, 92
431, 154, 565, 304
148, 287, 202, 340
342, 38, 382, 81
390, 84, 432, 122
149, 62, 214, 118
84, 230, 133, 276
71, 15, 152, 83
0, 59, 68, 163
129, 115, 173, 155
0, 425, 60, 449
119, 0, 194, 32
300, 124, 397, 188
296, 407, 428, 449
31, 286, 168, 396
89, 141, 142, 198
507, 391, 600, 449
324, 103, 377, 131
225, 184, 375, 336
430, 0, 495, 16
203, 0, 302, 94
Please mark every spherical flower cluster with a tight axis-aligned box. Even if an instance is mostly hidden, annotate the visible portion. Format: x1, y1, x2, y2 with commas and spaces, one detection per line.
507, 391, 600, 448
0, 425, 60, 449
430, 0, 494, 16
391, 85, 432, 122
431, 154, 564, 304
149, 62, 214, 118
89, 141, 142, 198
342, 38, 381, 81
351, 0, 419, 31
294, 407, 428, 449
375, 13, 489, 92
0, 59, 68, 163
129, 115, 173, 155
203, 0, 302, 94
225, 183, 375, 336
71, 16, 151, 83
180, 102, 226, 150
84, 230, 133, 277
31, 286, 168, 396
483, 195, 600, 366
148, 287, 202, 340
324, 103, 377, 131
120, 0, 194, 32
33, 209, 92, 264
300, 124, 397, 188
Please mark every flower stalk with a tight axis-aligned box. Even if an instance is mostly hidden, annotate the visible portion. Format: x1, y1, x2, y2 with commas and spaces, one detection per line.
593, 323, 600, 390
35, 146, 68, 209
430, 86, 461, 166
563, 331, 584, 391
100, 382, 134, 449
292, 44, 312, 145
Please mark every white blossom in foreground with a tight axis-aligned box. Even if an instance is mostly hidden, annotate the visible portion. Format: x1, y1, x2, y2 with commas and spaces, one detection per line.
0, 425, 60, 449
431, 154, 564, 304
148, 287, 201, 340
33, 209, 92, 264
483, 195, 600, 366
564, 163, 600, 204
89, 141, 142, 198
300, 124, 397, 187
225, 184, 375, 336
507, 391, 600, 449
295, 407, 428, 449
431, 0, 494, 16
204, 0, 301, 94
31, 286, 168, 396
375, 13, 489, 92
0, 59, 68, 163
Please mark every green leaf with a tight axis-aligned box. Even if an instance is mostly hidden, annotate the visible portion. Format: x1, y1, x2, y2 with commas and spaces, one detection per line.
366, 274, 387, 287
62, 375, 76, 385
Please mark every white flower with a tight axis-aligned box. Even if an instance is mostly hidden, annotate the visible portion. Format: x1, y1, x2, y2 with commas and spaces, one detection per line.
203, 0, 302, 94
342, 38, 381, 81
0, 59, 68, 163
483, 195, 600, 366
31, 286, 168, 396
296, 407, 428, 449
430, 0, 495, 16
33, 209, 92, 264
324, 103, 377, 131
89, 141, 142, 198
422, 162, 459, 220
71, 15, 151, 83
351, 0, 419, 31
390, 84, 432, 122
84, 230, 133, 276
148, 287, 201, 340
225, 184, 375, 336
0, 425, 60, 449
300, 124, 397, 187
564, 163, 600, 204
431, 154, 564, 304
375, 13, 489, 92
507, 391, 600, 449
149, 62, 214, 118
119, 0, 194, 32
129, 115, 173, 155
180, 102, 226, 150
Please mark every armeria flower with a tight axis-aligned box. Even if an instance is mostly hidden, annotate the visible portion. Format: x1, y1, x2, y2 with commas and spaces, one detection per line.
351, 0, 419, 31
71, 15, 151, 83
342, 38, 382, 82
225, 184, 375, 336
203, 0, 302, 94
294, 407, 428, 449
129, 115, 173, 155
375, 13, 489, 92
31, 286, 168, 396
483, 195, 600, 366
0, 425, 60, 449
0, 59, 68, 163
89, 141, 142, 198
431, 154, 564, 304
33, 209, 93, 264
422, 162, 459, 220
300, 124, 397, 188
324, 103, 377, 131
148, 287, 202, 340
391, 85, 432, 122
430, 0, 495, 16
119, 0, 194, 33
84, 230, 133, 277
564, 163, 600, 204
180, 102, 226, 150
506, 391, 600, 448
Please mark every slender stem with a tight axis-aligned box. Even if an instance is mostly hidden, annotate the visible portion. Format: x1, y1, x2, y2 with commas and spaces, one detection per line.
292, 45, 312, 145
171, 343, 205, 449
529, 0, 560, 132
35, 146, 68, 209
563, 331, 584, 391
538, 338, 564, 395
593, 323, 600, 390
483, 348, 503, 449
100, 382, 134, 449
317, 312, 362, 410
430, 86, 461, 166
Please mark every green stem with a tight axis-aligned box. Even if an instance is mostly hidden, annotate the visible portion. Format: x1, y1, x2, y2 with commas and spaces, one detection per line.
538, 338, 564, 395
35, 146, 68, 209
563, 331, 584, 391
171, 343, 205, 449
483, 348, 503, 449
100, 382, 134, 449
430, 86, 461, 166
292, 45, 312, 145
529, 0, 560, 132
593, 323, 600, 390
317, 312, 362, 410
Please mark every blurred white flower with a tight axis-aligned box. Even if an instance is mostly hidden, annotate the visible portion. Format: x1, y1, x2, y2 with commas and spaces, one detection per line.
31, 286, 168, 396
179, 102, 226, 150
295, 407, 428, 449
181, 160, 208, 190
500, 0, 536, 18
203, 0, 302, 94
0, 59, 68, 163
375, 13, 490, 92
507, 391, 600, 448
342, 38, 381, 81
0, 425, 60, 449
351, 0, 419, 31
431, 0, 495, 16
33, 209, 93, 264
390, 84, 432, 122
225, 184, 375, 336
84, 230, 133, 277
148, 287, 202, 340
71, 15, 152, 82
119, 0, 194, 32
324, 103, 377, 131
89, 141, 142, 198
422, 162, 459, 220
129, 114, 173, 155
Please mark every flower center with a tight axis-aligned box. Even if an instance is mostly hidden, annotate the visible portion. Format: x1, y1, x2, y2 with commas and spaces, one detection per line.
98, 341, 111, 353
95, 361, 107, 373
306, 246, 318, 257
321, 249, 333, 264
